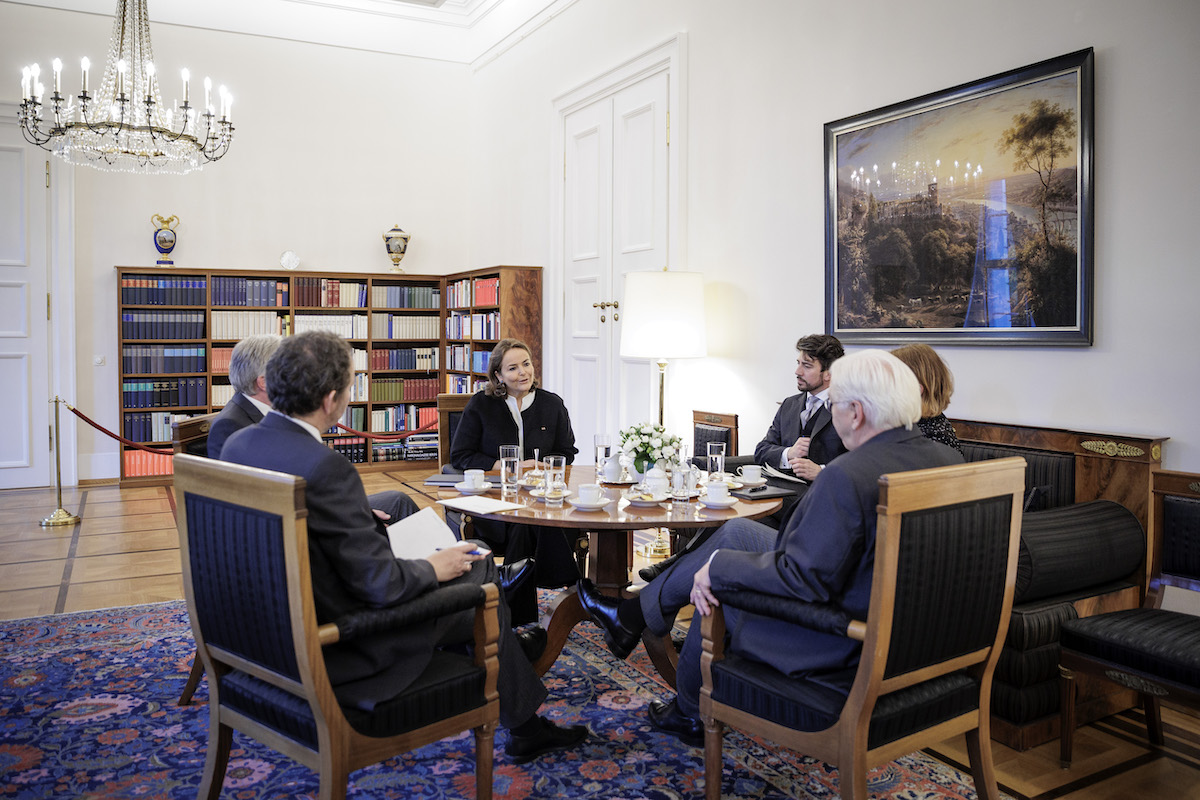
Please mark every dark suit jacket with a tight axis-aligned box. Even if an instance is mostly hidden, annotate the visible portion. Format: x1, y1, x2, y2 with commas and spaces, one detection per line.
207, 393, 263, 460
712, 426, 963, 687
753, 392, 847, 471
450, 389, 578, 471
221, 413, 439, 709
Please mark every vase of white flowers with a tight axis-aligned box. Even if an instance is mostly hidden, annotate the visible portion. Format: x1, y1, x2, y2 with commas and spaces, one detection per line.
618, 422, 682, 477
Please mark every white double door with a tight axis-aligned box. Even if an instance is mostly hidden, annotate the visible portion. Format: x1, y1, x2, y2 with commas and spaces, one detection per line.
0, 107, 51, 489
560, 69, 671, 463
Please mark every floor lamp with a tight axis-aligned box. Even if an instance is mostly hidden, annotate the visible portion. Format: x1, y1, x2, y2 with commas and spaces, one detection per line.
618, 270, 708, 427
619, 270, 708, 559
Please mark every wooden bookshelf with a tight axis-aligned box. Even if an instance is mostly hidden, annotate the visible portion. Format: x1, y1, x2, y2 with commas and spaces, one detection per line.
443, 266, 542, 395
115, 265, 541, 486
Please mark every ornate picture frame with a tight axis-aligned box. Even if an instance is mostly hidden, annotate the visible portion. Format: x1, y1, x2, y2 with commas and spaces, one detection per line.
825, 49, 1094, 345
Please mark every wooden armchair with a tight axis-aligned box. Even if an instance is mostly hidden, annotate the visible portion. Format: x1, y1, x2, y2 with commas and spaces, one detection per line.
1059, 469, 1200, 766
174, 454, 500, 800
699, 458, 1026, 800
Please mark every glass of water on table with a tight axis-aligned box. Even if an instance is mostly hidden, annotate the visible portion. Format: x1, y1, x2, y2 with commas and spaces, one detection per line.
543, 455, 567, 507
707, 441, 726, 480
499, 445, 520, 494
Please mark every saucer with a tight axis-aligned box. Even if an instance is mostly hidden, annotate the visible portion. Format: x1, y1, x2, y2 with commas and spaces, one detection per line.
599, 477, 637, 486
736, 476, 768, 487
518, 477, 543, 489
700, 496, 738, 509
454, 481, 493, 495
626, 494, 668, 507
530, 488, 572, 502
568, 496, 611, 511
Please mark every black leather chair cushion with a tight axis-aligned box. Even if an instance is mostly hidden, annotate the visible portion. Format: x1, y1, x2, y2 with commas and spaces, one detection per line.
1061, 609, 1200, 688
1015, 501, 1144, 603
221, 649, 488, 748
710, 654, 979, 749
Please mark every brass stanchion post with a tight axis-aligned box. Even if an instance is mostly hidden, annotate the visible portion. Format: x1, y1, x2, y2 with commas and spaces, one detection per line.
41, 396, 80, 527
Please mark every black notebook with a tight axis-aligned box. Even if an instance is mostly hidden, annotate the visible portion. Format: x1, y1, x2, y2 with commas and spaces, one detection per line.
730, 484, 796, 501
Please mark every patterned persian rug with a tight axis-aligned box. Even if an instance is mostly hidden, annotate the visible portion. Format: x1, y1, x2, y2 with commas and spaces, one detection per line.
0, 601, 1003, 799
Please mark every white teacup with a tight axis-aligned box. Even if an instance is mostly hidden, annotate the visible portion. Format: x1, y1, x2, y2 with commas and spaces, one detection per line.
705, 481, 730, 502
464, 469, 485, 489
737, 464, 763, 482
578, 483, 603, 504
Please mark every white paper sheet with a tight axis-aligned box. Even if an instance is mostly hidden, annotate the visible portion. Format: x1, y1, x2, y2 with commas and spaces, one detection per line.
386, 506, 461, 560
436, 496, 524, 515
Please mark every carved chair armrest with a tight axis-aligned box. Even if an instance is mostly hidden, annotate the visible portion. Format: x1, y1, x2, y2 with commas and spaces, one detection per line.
717, 589, 858, 638
323, 583, 493, 645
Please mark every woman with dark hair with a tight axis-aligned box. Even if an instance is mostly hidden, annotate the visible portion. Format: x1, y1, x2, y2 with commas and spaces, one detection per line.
890, 343, 963, 456
451, 339, 580, 592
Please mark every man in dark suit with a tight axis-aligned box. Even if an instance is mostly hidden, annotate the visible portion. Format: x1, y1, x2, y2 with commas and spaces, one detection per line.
579, 349, 963, 746
752, 333, 848, 528
210, 332, 419, 524
207, 334, 280, 460
221, 331, 588, 763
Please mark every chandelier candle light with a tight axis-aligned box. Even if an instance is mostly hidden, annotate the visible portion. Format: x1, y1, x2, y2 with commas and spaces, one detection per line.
18, 0, 234, 174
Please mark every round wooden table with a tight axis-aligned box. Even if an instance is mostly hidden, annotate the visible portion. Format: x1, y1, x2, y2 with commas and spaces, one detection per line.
437, 466, 781, 687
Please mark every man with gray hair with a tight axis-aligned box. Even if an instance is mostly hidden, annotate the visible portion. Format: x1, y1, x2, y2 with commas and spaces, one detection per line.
207, 333, 281, 459
578, 349, 964, 746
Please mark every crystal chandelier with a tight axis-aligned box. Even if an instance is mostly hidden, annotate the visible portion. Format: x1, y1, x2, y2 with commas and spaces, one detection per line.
17, 0, 234, 175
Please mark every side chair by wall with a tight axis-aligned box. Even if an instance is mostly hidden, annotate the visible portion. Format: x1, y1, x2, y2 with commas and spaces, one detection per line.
1059, 469, 1200, 766
699, 457, 1027, 800
174, 454, 501, 800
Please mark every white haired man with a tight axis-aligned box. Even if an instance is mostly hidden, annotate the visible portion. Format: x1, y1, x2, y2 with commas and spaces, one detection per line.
578, 349, 964, 745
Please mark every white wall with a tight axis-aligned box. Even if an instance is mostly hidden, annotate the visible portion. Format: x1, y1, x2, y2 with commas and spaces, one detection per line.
4, 0, 1198, 477
464, 0, 1200, 472
2, 3, 473, 479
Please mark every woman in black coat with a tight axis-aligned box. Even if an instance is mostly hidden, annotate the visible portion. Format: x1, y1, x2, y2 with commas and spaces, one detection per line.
450, 339, 580, 592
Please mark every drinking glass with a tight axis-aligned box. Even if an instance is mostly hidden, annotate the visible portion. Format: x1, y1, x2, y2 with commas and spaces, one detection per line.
499, 444, 520, 493
671, 445, 695, 504
543, 455, 567, 507
707, 441, 726, 479
594, 434, 613, 469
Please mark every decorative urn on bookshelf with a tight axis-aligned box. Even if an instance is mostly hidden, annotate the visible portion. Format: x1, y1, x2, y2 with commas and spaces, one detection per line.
151, 214, 179, 267
383, 224, 411, 273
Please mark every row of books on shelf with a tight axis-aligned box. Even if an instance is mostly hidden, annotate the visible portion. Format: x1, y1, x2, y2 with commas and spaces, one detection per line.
349, 372, 370, 403
123, 345, 206, 375
370, 404, 439, 434
445, 374, 487, 394
445, 275, 501, 308
122, 378, 208, 409
292, 314, 368, 339
371, 376, 440, 403
122, 311, 205, 340
446, 310, 501, 340
326, 436, 369, 463
370, 313, 440, 341
211, 310, 287, 339
123, 447, 174, 476
334, 405, 367, 433
293, 277, 367, 309
370, 347, 439, 370
123, 410, 183, 443
373, 433, 439, 462
212, 277, 290, 308
121, 276, 207, 306
370, 284, 441, 310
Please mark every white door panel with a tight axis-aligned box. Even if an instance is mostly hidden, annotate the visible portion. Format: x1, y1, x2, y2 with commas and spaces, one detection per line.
0, 134, 50, 489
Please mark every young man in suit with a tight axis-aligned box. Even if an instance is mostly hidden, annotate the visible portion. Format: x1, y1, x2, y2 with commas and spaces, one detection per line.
221, 331, 588, 763
579, 349, 963, 746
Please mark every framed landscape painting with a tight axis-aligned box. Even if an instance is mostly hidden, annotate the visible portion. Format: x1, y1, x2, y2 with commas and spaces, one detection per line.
825, 49, 1094, 345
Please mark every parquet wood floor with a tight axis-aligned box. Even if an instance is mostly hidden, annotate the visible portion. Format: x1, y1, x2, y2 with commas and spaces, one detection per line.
2, 465, 1197, 799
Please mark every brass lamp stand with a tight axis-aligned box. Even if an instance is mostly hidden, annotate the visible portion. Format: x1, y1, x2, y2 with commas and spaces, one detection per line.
41, 397, 80, 527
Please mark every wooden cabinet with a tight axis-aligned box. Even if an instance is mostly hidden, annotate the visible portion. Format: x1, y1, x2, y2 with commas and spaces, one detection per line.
115, 265, 541, 485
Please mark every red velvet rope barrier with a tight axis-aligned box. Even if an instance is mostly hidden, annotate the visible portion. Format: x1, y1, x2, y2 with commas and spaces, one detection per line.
66, 402, 175, 455
335, 417, 438, 440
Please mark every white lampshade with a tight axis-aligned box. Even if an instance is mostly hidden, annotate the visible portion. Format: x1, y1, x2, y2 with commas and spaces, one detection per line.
619, 271, 708, 359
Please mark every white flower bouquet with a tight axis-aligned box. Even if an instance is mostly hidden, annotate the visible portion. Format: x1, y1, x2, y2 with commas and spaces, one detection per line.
618, 422, 682, 473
